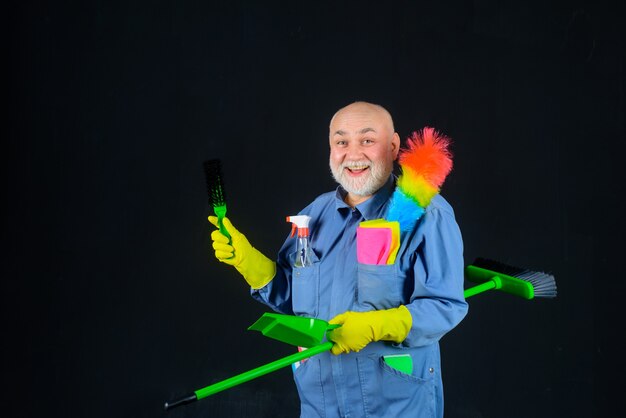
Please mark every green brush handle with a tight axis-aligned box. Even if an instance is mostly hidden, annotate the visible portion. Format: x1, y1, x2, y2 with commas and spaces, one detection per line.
165, 342, 333, 409
213, 204, 231, 242
463, 276, 502, 298
464, 265, 534, 299
197, 342, 332, 399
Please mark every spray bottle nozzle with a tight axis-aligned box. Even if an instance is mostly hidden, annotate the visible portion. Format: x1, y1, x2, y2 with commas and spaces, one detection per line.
286, 215, 311, 238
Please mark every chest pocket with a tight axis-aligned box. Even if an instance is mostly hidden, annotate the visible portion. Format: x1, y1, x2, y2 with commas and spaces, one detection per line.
356, 263, 404, 310
291, 250, 320, 318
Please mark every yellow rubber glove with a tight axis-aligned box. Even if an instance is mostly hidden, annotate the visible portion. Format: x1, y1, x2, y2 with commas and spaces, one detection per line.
208, 216, 276, 289
327, 305, 413, 355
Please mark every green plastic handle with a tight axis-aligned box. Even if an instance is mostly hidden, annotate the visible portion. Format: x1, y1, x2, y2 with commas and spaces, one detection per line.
463, 276, 502, 298
213, 204, 231, 242
464, 265, 534, 299
195, 341, 333, 400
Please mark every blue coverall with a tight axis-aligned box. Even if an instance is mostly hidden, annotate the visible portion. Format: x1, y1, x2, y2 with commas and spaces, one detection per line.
252, 175, 468, 418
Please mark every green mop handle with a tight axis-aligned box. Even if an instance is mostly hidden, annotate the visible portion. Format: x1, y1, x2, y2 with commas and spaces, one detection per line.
164, 341, 333, 410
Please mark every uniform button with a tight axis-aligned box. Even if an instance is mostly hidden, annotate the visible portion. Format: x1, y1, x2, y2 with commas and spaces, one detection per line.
429, 367, 434, 374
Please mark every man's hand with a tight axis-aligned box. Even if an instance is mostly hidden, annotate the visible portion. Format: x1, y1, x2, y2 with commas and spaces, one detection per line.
208, 216, 276, 289
327, 306, 412, 355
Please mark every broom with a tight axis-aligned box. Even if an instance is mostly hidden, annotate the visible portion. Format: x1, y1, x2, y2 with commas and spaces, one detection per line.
165, 258, 557, 410
464, 257, 557, 299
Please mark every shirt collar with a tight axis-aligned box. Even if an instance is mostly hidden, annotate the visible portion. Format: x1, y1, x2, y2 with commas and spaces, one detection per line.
334, 175, 396, 220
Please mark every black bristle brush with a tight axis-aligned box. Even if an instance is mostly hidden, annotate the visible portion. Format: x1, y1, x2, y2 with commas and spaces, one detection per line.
464, 257, 557, 299
203, 159, 230, 241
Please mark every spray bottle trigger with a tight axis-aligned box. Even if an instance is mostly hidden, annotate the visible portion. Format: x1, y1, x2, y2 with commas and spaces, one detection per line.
290, 223, 297, 237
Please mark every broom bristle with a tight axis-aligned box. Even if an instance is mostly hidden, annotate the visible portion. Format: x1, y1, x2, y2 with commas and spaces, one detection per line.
203, 159, 227, 208
472, 257, 557, 298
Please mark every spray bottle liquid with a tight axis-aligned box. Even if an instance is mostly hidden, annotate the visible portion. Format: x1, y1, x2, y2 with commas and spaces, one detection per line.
286, 215, 313, 268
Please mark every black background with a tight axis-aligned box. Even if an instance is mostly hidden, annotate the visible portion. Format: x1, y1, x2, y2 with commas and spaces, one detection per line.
4, 1, 624, 417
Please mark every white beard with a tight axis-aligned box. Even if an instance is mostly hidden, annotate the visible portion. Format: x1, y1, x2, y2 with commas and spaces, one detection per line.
330, 159, 390, 196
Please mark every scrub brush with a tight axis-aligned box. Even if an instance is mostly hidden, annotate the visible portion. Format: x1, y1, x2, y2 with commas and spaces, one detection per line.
203, 159, 230, 241
464, 257, 557, 299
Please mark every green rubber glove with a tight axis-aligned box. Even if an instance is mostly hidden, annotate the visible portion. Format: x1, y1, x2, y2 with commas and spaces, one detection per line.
208, 216, 276, 289
327, 306, 413, 355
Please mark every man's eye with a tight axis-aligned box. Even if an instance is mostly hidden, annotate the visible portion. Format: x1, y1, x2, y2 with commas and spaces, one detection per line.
362, 139, 374, 145
336, 140, 347, 146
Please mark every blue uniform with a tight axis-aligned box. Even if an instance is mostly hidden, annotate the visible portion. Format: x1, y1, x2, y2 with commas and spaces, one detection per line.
252, 175, 468, 417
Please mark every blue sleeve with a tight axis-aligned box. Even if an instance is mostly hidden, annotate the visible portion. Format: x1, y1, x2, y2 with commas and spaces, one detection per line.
250, 237, 296, 315
402, 202, 469, 347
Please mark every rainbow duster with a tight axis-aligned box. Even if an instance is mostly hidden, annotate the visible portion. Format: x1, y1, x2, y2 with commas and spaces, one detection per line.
387, 127, 453, 233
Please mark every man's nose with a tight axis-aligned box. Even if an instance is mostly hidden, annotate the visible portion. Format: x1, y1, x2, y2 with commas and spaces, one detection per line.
346, 143, 364, 159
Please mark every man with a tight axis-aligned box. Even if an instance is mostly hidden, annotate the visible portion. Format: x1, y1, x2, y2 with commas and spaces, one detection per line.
209, 101, 468, 417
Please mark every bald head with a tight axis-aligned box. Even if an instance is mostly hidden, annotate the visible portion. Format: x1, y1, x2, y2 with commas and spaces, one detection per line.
329, 101, 395, 138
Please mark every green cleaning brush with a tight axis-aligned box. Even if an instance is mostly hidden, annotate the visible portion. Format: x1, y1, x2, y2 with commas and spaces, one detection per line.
203, 159, 230, 241
464, 257, 557, 299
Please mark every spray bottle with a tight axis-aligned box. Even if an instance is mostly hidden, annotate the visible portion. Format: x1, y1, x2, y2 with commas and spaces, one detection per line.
286, 215, 313, 268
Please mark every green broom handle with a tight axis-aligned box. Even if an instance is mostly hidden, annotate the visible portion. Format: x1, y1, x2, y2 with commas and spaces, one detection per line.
463, 276, 502, 298
165, 341, 333, 409
177, 276, 492, 404
196, 342, 332, 399
167, 276, 504, 410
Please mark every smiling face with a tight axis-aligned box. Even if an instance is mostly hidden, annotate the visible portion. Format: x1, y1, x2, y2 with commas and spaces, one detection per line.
329, 102, 400, 206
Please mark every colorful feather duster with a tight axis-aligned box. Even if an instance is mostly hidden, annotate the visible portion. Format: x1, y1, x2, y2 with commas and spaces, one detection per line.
387, 127, 453, 233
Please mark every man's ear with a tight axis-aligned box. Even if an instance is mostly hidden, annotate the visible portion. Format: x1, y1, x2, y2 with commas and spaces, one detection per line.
391, 132, 401, 159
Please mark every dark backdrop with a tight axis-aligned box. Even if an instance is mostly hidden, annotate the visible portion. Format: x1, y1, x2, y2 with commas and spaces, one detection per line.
4, 1, 624, 417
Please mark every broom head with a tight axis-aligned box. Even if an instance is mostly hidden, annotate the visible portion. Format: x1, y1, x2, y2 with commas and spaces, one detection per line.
465, 258, 557, 299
